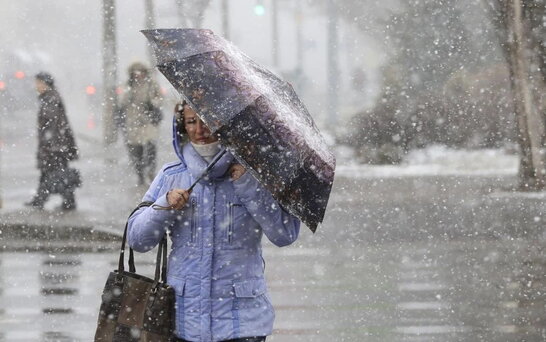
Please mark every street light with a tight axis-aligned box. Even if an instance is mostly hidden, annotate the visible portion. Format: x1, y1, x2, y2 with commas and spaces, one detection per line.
86, 85, 97, 96
14, 71, 25, 79
254, 0, 265, 16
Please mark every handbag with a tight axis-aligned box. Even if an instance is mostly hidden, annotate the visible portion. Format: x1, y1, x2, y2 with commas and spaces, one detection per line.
145, 102, 163, 126
42, 166, 81, 194
94, 201, 175, 341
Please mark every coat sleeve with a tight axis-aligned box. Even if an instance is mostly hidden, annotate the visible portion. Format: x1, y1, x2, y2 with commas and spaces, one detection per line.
232, 172, 300, 247
127, 170, 181, 252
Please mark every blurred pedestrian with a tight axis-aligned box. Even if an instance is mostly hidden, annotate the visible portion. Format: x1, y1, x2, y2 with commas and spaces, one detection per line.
127, 101, 300, 341
119, 62, 163, 185
25, 72, 80, 211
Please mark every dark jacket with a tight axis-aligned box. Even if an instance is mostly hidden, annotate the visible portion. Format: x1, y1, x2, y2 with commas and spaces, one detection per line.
37, 89, 78, 170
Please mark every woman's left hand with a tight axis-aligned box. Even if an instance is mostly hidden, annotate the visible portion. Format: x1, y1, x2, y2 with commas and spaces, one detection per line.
229, 164, 246, 181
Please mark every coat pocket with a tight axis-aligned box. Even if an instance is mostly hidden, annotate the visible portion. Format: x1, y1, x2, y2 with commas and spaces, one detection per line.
227, 203, 243, 247
173, 199, 197, 247
222, 202, 258, 250
233, 278, 267, 298
168, 277, 186, 337
232, 279, 274, 336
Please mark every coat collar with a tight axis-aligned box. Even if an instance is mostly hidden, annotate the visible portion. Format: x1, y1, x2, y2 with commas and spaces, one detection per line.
183, 143, 233, 184
38, 89, 57, 101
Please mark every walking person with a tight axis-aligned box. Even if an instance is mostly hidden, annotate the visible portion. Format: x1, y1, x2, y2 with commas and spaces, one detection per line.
119, 62, 163, 185
25, 72, 80, 211
127, 101, 300, 341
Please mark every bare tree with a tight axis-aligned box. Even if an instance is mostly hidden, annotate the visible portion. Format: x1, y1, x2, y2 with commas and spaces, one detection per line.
327, 0, 339, 127
483, 0, 546, 190
525, 1, 546, 84
221, 0, 230, 39
524, 1, 546, 145
144, 0, 156, 66
174, 0, 189, 27
102, 0, 118, 148
174, 0, 212, 28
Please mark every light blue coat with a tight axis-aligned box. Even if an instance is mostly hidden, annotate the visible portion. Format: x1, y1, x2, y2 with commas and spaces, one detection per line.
127, 123, 300, 341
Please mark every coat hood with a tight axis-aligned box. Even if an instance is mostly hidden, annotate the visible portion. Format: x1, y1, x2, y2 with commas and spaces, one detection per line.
172, 114, 186, 164
172, 114, 233, 183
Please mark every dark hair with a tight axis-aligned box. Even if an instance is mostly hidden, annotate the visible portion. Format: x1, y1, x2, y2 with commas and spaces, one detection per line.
35, 72, 55, 87
174, 100, 188, 137
174, 101, 220, 143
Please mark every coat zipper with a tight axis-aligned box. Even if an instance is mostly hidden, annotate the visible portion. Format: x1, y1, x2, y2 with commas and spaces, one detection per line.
190, 199, 196, 243
228, 203, 243, 245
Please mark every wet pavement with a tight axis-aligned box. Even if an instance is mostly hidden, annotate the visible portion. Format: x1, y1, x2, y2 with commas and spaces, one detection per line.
266, 238, 546, 342
1, 110, 546, 341
0, 233, 545, 341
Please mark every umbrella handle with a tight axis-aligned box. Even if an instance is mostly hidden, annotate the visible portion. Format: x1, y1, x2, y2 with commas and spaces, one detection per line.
152, 149, 227, 211
188, 148, 227, 192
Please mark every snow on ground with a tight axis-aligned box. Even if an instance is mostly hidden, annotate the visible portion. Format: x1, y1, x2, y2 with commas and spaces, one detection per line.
335, 145, 519, 178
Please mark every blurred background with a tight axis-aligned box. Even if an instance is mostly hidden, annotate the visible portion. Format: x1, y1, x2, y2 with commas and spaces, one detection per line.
2, 0, 545, 184
2, 1, 546, 341
0, 0, 378, 141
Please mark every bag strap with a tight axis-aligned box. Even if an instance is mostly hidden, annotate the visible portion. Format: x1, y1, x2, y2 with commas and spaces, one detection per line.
118, 201, 155, 274
155, 234, 168, 283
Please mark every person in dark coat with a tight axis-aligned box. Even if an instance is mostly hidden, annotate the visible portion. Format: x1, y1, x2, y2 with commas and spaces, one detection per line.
25, 72, 80, 210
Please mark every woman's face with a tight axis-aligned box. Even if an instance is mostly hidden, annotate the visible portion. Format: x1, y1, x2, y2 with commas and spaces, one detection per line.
183, 105, 218, 145
35, 79, 49, 94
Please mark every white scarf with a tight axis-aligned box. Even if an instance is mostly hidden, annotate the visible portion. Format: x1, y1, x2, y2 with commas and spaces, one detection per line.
191, 141, 221, 163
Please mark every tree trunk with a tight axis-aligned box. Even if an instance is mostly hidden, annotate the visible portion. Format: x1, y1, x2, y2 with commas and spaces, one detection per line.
272, 0, 279, 68
175, 0, 188, 27
144, 0, 156, 66
327, 0, 340, 128
102, 0, 118, 147
221, 0, 230, 39
508, 0, 546, 190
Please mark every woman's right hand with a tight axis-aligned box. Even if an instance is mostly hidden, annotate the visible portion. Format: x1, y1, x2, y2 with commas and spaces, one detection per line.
167, 189, 191, 210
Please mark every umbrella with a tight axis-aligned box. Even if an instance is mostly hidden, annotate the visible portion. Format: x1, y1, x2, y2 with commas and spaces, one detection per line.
142, 28, 335, 232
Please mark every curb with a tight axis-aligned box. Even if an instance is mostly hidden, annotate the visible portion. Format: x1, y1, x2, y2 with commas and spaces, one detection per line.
0, 209, 124, 252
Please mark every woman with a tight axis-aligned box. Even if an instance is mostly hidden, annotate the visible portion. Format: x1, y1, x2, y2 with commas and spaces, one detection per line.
127, 101, 300, 342
119, 62, 163, 185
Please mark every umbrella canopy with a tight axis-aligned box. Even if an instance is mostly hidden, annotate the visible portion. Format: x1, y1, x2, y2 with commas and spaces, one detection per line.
142, 28, 335, 232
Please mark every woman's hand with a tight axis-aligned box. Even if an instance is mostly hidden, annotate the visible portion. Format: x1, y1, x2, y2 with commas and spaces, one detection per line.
229, 164, 246, 181
167, 189, 191, 210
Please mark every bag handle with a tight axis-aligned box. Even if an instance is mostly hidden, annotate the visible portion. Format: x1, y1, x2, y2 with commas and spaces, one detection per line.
119, 201, 168, 283
155, 233, 168, 283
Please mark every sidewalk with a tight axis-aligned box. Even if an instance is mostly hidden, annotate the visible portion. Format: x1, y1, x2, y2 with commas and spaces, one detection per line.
0, 110, 176, 251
